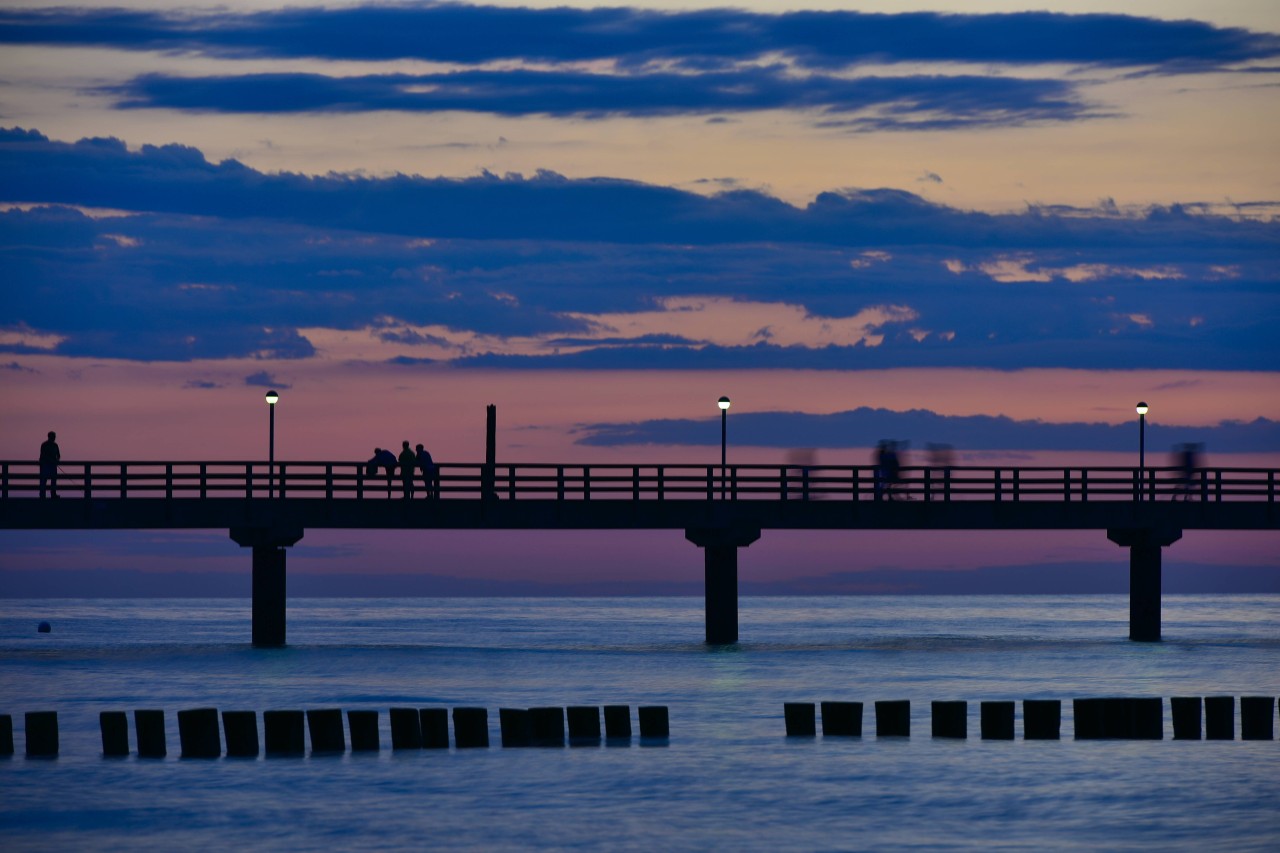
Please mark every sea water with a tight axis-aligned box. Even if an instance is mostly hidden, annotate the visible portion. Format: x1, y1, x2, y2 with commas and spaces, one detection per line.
1, 595, 1277, 851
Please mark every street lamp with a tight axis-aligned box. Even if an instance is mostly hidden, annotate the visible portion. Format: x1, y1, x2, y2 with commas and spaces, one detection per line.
1135, 401, 1148, 501
718, 396, 731, 499
266, 390, 279, 499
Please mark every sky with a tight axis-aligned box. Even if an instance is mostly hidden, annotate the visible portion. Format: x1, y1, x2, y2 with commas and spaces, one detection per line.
1, 0, 1277, 596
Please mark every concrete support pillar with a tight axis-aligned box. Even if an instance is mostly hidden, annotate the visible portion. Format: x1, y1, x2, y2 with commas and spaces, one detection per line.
231, 527, 304, 648
252, 546, 286, 647
1107, 527, 1182, 642
685, 526, 760, 645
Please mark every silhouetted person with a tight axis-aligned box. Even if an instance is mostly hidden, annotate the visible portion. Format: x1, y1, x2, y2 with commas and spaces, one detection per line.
368, 447, 397, 497
416, 443, 437, 499
39, 431, 60, 498
886, 441, 904, 499
926, 442, 955, 470
1173, 442, 1202, 500
876, 440, 908, 500
874, 440, 889, 500
785, 448, 819, 499
398, 441, 416, 499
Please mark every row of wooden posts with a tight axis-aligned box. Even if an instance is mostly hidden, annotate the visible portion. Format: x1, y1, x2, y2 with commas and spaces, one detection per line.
783, 696, 1279, 740
3, 705, 670, 758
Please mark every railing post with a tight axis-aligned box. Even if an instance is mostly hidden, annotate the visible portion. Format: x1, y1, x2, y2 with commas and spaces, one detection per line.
166, 464, 173, 499
801, 468, 809, 502
1062, 468, 1069, 502
1215, 470, 1222, 502
943, 467, 950, 502
508, 466, 517, 501
924, 468, 931, 502
731, 467, 738, 501
1147, 468, 1156, 502
780, 467, 788, 501
707, 466, 714, 501
852, 467, 859, 501
633, 467, 640, 501
325, 465, 333, 500
246, 463, 253, 499
84, 463, 92, 500
658, 466, 665, 501
583, 466, 591, 500
279, 463, 286, 499
557, 466, 565, 501
1081, 469, 1088, 502
1269, 471, 1275, 504
356, 465, 364, 500
1200, 469, 1208, 502
199, 464, 207, 499
1132, 469, 1140, 502
121, 463, 128, 499
1, 462, 7, 499
994, 469, 1001, 502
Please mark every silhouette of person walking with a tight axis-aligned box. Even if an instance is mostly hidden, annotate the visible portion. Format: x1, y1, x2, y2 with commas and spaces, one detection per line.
875, 439, 907, 500
398, 440, 416, 499
416, 443, 437, 499
39, 431, 60, 498
1173, 442, 1202, 500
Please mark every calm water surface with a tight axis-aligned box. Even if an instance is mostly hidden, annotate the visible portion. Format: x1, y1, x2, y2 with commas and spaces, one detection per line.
1, 595, 1277, 851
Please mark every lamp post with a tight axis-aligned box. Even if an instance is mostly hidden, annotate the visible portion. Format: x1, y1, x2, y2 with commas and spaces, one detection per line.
1135, 401, 1148, 501
265, 390, 279, 499
718, 396, 731, 499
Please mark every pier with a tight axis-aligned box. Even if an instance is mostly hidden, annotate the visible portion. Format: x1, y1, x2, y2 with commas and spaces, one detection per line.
2, 459, 1275, 645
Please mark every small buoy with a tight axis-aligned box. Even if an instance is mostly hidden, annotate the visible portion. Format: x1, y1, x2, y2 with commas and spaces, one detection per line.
37, 621, 51, 634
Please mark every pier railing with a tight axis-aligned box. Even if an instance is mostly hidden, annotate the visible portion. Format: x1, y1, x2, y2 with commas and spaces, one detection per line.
2, 461, 1275, 503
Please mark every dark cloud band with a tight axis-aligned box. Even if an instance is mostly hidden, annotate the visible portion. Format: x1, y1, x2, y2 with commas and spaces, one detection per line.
2, 5, 1276, 70
107, 69, 1091, 127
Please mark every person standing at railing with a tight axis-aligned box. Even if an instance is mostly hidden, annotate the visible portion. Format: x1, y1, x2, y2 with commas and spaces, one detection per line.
38, 431, 60, 498
416, 443, 437, 499
398, 441, 416, 499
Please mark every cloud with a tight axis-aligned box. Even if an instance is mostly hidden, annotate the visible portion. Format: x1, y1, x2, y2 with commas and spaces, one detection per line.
575, 407, 1280, 453
945, 255, 1184, 283
0, 322, 65, 352
1, 131, 1277, 368
3, 6, 1276, 71
3, 360, 37, 373
182, 379, 222, 389
106, 69, 1096, 130
6, 130, 1277, 250
244, 370, 289, 389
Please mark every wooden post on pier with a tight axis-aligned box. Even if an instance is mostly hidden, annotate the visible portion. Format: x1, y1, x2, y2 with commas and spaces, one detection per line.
230, 526, 305, 647
1107, 527, 1182, 642
685, 525, 761, 644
